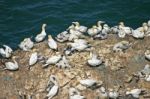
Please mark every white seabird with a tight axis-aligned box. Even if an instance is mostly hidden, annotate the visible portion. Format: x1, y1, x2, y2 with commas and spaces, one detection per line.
19, 38, 34, 51
55, 31, 69, 42
87, 52, 102, 67
79, 79, 97, 87
132, 27, 144, 39
4, 56, 19, 71
43, 52, 62, 67
47, 75, 59, 99
69, 87, 85, 99
87, 25, 99, 37
145, 50, 150, 61
126, 89, 142, 98
0, 45, 13, 58
117, 29, 126, 38
108, 89, 119, 99
67, 39, 90, 52
29, 50, 38, 66
56, 55, 71, 68
97, 21, 105, 32
118, 22, 132, 35
35, 24, 47, 42
72, 21, 87, 33
48, 35, 58, 50
113, 41, 130, 52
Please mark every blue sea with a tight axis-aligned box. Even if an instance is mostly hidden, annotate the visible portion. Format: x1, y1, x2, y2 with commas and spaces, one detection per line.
0, 0, 150, 49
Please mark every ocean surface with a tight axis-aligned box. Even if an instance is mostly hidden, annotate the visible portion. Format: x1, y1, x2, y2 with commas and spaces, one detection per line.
0, 0, 150, 49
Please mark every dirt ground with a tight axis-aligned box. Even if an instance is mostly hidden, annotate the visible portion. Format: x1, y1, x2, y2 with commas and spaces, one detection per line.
0, 34, 150, 99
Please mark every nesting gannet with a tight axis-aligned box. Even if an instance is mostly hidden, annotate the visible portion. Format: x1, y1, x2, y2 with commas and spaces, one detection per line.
79, 78, 102, 89
118, 22, 132, 35
132, 28, 144, 39
67, 39, 90, 51
56, 56, 71, 68
43, 52, 62, 67
148, 20, 150, 27
145, 50, 150, 61
69, 87, 85, 99
145, 75, 150, 81
19, 38, 34, 51
97, 21, 105, 32
29, 50, 38, 66
108, 89, 119, 99
4, 56, 19, 71
0, 45, 13, 58
99, 87, 108, 99
35, 24, 47, 42
117, 29, 126, 38
68, 26, 84, 41
72, 22, 87, 33
47, 75, 59, 99
55, 31, 69, 42
141, 64, 150, 75
103, 24, 110, 33
111, 26, 119, 34
87, 25, 99, 37
113, 41, 130, 52
126, 89, 142, 98
48, 35, 58, 50
87, 52, 102, 67
80, 79, 97, 87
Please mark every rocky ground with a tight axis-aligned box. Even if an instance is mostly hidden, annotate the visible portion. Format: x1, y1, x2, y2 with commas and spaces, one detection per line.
0, 34, 150, 99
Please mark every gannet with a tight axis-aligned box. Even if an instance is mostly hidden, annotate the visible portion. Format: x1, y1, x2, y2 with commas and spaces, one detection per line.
118, 29, 126, 38
35, 24, 47, 42
47, 75, 59, 99
108, 89, 119, 99
103, 24, 110, 33
126, 89, 141, 98
48, 35, 58, 50
43, 52, 62, 67
29, 50, 38, 66
132, 28, 144, 39
141, 64, 150, 75
56, 56, 71, 68
72, 22, 87, 33
99, 87, 108, 99
19, 38, 34, 51
80, 79, 97, 87
148, 20, 150, 27
97, 21, 105, 32
145, 75, 150, 81
87, 52, 102, 67
68, 26, 83, 41
142, 22, 148, 32
145, 50, 150, 61
118, 22, 132, 35
111, 26, 119, 34
0, 45, 13, 58
87, 25, 99, 37
67, 40, 90, 52
4, 56, 19, 71
69, 87, 85, 99
55, 31, 69, 42
113, 41, 130, 52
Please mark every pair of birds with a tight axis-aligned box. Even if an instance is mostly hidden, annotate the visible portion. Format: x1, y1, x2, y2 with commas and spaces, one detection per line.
87, 21, 110, 39
116, 21, 149, 39
19, 24, 58, 51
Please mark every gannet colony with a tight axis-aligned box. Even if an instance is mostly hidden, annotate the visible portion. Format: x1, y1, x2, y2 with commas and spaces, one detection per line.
0, 21, 150, 99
